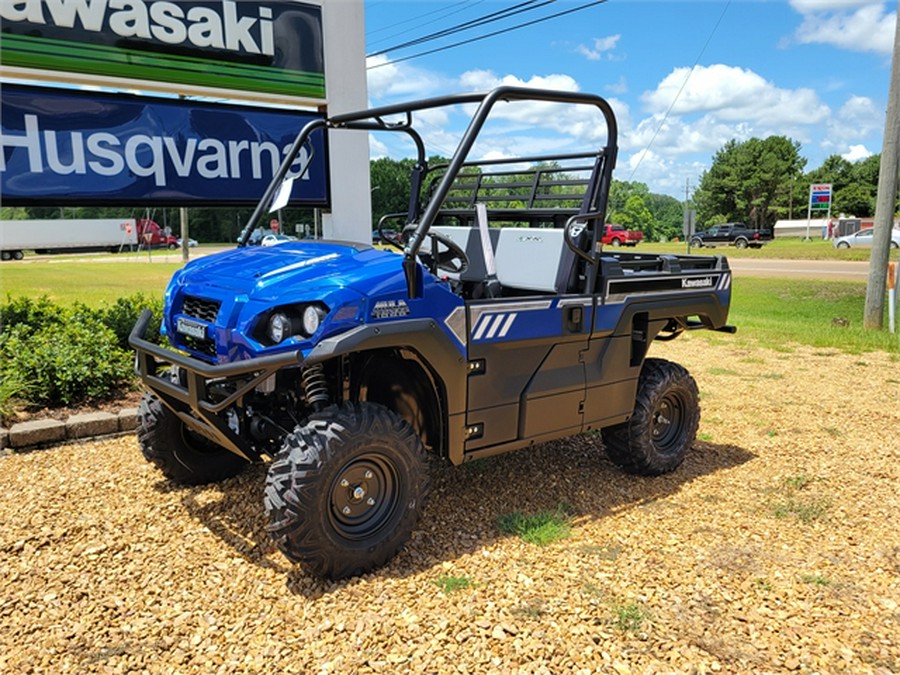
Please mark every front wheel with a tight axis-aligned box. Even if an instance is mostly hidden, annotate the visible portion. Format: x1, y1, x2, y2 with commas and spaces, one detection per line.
137, 393, 249, 485
601, 359, 700, 476
837, 241, 850, 249
690, 238, 703, 248
265, 402, 429, 579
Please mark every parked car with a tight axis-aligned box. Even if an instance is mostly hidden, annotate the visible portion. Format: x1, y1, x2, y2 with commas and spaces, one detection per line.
601, 223, 643, 247
690, 223, 772, 249
177, 238, 198, 248
261, 234, 298, 247
832, 228, 900, 249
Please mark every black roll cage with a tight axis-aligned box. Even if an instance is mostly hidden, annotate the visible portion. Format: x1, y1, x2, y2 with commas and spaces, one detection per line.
237, 86, 619, 297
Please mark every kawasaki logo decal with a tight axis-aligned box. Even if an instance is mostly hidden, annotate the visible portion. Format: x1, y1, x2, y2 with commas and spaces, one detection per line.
2, 0, 276, 56
0, 0, 325, 101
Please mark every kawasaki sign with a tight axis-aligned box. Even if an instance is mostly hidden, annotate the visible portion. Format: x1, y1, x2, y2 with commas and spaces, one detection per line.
0, 0, 325, 103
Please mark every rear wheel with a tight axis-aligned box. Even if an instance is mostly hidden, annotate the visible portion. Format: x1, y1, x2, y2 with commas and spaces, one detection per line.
734, 238, 749, 249
601, 359, 699, 476
265, 402, 429, 579
137, 393, 248, 485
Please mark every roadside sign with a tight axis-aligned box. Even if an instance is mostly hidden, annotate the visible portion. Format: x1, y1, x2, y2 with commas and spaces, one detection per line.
809, 183, 832, 211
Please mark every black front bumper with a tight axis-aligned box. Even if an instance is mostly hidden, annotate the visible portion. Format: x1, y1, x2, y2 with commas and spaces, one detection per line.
129, 309, 304, 461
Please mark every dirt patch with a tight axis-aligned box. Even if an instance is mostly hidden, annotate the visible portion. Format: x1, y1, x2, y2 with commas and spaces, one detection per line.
4, 387, 144, 426
1, 336, 898, 673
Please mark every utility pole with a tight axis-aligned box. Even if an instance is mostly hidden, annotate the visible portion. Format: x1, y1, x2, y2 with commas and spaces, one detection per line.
864, 0, 900, 330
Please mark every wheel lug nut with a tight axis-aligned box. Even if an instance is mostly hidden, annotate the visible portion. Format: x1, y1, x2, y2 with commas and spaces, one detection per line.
367, 498, 375, 506
364, 471, 373, 479
342, 506, 351, 515
340, 479, 349, 487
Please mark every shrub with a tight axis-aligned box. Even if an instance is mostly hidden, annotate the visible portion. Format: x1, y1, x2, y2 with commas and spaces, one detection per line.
0, 295, 63, 334
70, 293, 164, 349
0, 293, 164, 412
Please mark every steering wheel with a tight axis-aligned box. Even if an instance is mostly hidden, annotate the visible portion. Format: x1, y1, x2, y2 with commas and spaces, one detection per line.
400, 225, 469, 275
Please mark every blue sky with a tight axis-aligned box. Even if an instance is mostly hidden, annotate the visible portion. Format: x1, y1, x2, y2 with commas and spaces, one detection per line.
364, 0, 896, 198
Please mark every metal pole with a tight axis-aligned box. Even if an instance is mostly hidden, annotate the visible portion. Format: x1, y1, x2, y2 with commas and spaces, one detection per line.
180, 207, 189, 263
864, 0, 900, 330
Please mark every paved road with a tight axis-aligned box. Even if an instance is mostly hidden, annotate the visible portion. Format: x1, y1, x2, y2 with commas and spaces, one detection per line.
727, 257, 872, 281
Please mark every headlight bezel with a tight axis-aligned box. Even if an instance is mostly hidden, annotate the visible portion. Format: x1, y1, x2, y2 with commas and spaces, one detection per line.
256, 302, 329, 346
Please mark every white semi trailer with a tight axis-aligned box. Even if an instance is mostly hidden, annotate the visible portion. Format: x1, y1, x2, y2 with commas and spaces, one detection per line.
0, 218, 140, 260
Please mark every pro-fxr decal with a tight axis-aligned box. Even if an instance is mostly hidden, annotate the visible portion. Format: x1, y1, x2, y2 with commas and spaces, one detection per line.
717, 273, 732, 291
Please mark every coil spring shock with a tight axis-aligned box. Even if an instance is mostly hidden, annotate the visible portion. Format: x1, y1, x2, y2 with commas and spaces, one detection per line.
301, 363, 329, 411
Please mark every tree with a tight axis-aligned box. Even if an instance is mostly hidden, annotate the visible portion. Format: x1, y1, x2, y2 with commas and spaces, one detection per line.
833, 183, 875, 217
694, 136, 806, 228
645, 193, 684, 241
610, 194, 654, 234
370, 157, 417, 228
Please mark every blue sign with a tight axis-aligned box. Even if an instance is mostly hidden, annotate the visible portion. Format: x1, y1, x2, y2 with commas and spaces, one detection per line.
0, 84, 328, 206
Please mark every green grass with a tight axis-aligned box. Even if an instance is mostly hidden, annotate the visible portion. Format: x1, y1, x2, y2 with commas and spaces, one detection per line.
434, 574, 476, 594
764, 474, 831, 523
799, 573, 832, 586
1, 261, 179, 306
727, 277, 900, 354
497, 505, 572, 546
2, 250, 898, 356
642, 237, 900, 262
610, 601, 648, 633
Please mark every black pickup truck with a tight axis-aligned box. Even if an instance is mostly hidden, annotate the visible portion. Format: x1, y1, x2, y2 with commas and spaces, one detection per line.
690, 223, 773, 249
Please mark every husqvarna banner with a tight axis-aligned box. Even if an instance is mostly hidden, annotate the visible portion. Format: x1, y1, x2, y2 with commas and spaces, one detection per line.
0, 84, 329, 206
0, 0, 325, 102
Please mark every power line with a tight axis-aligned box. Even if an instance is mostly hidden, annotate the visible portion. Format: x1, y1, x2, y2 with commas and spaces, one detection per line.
368, 1, 553, 58
368, 0, 608, 69
367, 1, 482, 48
627, 1, 731, 182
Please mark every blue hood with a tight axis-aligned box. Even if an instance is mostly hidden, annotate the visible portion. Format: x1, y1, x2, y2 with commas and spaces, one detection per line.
174, 241, 404, 298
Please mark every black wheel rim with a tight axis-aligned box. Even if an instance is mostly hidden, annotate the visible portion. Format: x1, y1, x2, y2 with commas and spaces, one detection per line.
329, 453, 400, 540
651, 392, 686, 454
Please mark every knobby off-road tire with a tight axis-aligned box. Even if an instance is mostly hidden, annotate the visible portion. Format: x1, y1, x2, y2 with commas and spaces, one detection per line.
265, 402, 429, 579
601, 358, 700, 476
137, 393, 248, 485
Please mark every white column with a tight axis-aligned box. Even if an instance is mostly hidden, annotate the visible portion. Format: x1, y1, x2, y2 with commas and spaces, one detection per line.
320, 0, 371, 243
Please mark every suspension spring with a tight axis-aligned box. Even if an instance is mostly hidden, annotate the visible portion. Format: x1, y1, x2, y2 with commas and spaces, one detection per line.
301, 363, 329, 410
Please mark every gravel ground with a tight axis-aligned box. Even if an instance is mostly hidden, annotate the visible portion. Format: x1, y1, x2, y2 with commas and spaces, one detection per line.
2, 336, 898, 674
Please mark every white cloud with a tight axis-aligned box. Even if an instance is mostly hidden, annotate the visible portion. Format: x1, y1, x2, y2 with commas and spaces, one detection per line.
842, 144, 873, 161
825, 95, 884, 148
605, 76, 628, 95
641, 64, 830, 127
791, 2, 896, 54
366, 55, 448, 101
576, 34, 621, 61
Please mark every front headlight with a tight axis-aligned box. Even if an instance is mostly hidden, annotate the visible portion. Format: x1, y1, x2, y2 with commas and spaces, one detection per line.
302, 305, 327, 336
267, 312, 292, 343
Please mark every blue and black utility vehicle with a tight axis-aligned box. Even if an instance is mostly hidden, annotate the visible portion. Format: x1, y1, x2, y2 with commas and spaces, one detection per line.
130, 87, 735, 579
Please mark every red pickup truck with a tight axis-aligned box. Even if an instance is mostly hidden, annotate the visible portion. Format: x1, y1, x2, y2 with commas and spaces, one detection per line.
601, 223, 643, 247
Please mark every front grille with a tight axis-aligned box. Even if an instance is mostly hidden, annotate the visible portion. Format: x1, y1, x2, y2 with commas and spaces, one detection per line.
181, 335, 217, 358
182, 295, 221, 323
